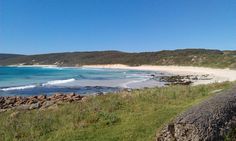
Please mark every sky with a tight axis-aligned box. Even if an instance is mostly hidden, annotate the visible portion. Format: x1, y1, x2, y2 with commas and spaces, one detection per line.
0, 0, 235, 54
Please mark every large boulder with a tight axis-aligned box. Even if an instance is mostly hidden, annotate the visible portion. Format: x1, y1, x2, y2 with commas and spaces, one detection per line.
156, 86, 236, 141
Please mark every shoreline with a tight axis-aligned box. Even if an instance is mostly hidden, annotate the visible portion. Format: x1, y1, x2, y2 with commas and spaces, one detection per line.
3, 64, 236, 87
82, 64, 236, 85
1, 64, 236, 112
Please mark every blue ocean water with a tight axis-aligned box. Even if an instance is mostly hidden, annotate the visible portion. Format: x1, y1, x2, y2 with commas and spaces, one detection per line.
0, 66, 161, 96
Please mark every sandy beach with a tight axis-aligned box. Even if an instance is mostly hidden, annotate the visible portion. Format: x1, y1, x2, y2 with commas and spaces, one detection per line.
83, 64, 236, 85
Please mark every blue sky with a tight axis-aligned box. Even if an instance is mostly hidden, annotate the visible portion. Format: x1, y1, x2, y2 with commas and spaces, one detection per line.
0, 0, 235, 54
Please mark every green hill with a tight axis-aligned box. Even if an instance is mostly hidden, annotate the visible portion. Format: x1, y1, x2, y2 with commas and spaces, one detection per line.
0, 49, 235, 68
0, 54, 24, 61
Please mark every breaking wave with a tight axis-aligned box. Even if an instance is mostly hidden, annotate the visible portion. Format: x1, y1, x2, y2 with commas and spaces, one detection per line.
0, 85, 36, 91
1, 78, 76, 91
42, 78, 76, 86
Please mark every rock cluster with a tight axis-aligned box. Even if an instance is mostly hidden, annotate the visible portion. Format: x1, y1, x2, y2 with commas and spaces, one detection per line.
0, 93, 84, 111
160, 75, 193, 85
153, 74, 212, 85
156, 85, 236, 141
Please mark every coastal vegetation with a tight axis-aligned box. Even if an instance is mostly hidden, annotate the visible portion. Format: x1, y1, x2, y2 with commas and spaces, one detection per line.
0, 81, 233, 141
0, 54, 24, 61
0, 49, 236, 68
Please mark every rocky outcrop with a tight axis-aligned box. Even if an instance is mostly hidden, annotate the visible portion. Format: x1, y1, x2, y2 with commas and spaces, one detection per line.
156, 86, 236, 141
0, 93, 84, 111
155, 74, 212, 85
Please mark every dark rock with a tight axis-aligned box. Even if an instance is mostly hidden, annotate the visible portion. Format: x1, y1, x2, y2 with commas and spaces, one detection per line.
159, 75, 195, 85
151, 74, 155, 77
172, 81, 193, 85
0, 96, 5, 104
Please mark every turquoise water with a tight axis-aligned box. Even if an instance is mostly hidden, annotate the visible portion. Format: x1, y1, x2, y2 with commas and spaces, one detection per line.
0, 66, 161, 96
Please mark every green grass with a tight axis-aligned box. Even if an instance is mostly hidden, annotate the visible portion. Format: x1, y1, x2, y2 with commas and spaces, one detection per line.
225, 128, 236, 141
0, 82, 234, 141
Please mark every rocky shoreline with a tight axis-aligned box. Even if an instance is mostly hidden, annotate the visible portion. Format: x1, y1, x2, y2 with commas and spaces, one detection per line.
151, 74, 213, 85
0, 93, 86, 112
0, 74, 213, 112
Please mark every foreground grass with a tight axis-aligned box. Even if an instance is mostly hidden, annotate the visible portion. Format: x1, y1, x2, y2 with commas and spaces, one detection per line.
0, 82, 234, 141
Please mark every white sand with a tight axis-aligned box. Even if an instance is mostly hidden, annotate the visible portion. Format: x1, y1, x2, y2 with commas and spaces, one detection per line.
83, 64, 236, 85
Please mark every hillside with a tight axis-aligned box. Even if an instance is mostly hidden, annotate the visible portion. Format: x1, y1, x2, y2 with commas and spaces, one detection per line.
0, 49, 235, 68
0, 54, 24, 61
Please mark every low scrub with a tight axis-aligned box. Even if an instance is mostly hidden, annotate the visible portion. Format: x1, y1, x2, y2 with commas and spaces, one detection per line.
1, 49, 236, 68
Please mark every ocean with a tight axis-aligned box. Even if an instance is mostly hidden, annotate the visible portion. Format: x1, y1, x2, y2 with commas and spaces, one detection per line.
0, 66, 165, 96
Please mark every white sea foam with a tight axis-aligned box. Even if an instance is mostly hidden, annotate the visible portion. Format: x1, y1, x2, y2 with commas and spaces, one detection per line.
41, 66, 64, 70
0, 85, 36, 91
0, 79, 76, 91
121, 78, 149, 88
42, 78, 76, 86
125, 73, 150, 78
81, 67, 108, 71
82, 67, 124, 72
